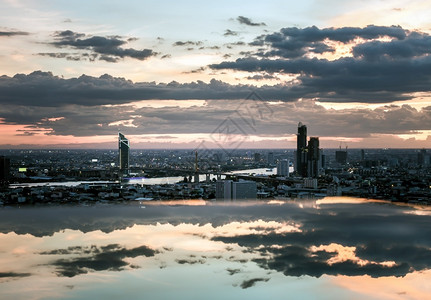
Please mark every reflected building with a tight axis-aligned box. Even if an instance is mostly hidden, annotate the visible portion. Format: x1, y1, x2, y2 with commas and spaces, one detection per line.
118, 132, 130, 176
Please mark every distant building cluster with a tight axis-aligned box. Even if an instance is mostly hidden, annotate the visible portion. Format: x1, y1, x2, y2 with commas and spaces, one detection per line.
1, 126, 430, 206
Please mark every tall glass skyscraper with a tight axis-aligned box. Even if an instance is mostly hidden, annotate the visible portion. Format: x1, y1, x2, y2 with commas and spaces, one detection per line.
307, 137, 320, 178
296, 122, 308, 177
118, 132, 130, 175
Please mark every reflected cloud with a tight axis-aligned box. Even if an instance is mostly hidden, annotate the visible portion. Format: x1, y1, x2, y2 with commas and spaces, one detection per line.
0, 272, 31, 278
0, 198, 430, 298
42, 244, 156, 277
240, 278, 270, 289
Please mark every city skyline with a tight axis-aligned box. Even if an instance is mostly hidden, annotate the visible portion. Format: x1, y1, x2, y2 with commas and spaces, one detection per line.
1, 0, 431, 149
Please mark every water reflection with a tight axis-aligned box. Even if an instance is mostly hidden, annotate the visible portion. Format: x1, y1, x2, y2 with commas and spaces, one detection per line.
0, 197, 430, 299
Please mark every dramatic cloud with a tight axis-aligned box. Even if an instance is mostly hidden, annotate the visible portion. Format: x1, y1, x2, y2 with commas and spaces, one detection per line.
211, 25, 431, 103
0, 89, 430, 138
0, 71, 293, 107
237, 16, 266, 27
250, 25, 406, 58
43, 30, 156, 62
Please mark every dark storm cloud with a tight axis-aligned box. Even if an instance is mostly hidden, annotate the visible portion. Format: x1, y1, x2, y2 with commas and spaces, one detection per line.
352, 32, 431, 61
251, 25, 406, 58
0, 71, 297, 107
46, 30, 156, 62
47, 244, 156, 277
211, 56, 431, 103
237, 16, 266, 27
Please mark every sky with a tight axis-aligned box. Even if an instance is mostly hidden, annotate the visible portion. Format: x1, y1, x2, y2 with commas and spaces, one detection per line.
0, 0, 431, 149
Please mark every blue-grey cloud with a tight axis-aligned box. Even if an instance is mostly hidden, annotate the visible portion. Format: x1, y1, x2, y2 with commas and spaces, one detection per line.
46, 244, 156, 277
45, 30, 156, 62
0, 71, 297, 107
237, 16, 266, 27
251, 25, 406, 58
210, 26, 431, 103
0, 30, 29, 37
224, 29, 239, 36
173, 40, 203, 46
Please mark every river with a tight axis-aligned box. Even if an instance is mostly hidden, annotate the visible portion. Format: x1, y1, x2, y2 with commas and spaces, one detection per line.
9, 167, 283, 188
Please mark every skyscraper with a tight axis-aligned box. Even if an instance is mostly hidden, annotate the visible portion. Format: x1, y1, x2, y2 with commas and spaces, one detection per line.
335, 149, 348, 165
277, 159, 289, 177
118, 132, 130, 175
307, 137, 320, 178
296, 122, 308, 177
0, 156, 10, 182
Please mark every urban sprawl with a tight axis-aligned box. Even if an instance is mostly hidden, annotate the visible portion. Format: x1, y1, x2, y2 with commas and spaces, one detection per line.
1, 123, 430, 206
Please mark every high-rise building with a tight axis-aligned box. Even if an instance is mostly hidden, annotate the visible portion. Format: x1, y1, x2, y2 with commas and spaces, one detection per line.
267, 152, 274, 165
216, 180, 232, 199
194, 150, 199, 183
0, 156, 10, 182
418, 149, 429, 167
296, 122, 308, 177
307, 137, 320, 178
118, 132, 130, 175
361, 149, 365, 161
277, 159, 289, 177
335, 150, 347, 165
216, 180, 257, 200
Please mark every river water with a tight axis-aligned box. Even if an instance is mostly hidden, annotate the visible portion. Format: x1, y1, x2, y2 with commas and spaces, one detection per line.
0, 197, 430, 299
9, 167, 280, 188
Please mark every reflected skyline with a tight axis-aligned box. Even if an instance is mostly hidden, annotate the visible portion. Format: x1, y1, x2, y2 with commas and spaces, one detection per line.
1, 197, 430, 299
